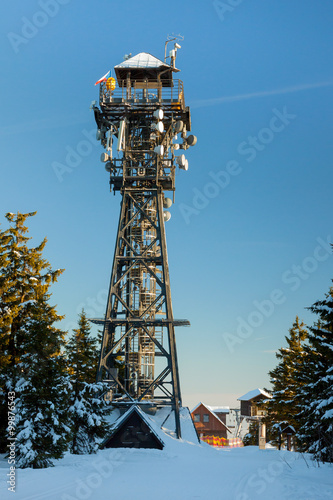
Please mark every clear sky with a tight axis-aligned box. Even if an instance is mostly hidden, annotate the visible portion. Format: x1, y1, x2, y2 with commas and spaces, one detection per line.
1, 0, 333, 409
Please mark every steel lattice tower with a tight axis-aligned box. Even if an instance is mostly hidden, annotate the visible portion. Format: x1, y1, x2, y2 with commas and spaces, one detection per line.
91, 44, 196, 438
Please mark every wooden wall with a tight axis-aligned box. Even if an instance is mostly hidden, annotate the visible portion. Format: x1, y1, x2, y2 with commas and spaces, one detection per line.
191, 405, 228, 439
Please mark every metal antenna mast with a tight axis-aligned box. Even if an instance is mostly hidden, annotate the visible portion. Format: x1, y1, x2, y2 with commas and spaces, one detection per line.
91, 45, 196, 439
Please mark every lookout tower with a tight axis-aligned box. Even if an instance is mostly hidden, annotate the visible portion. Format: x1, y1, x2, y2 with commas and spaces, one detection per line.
91, 41, 197, 440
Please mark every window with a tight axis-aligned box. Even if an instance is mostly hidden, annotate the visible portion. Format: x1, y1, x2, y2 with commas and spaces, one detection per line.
203, 414, 209, 423
193, 414, 200, 422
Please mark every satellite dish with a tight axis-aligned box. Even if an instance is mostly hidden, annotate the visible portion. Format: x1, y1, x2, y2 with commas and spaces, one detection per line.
187, 135, 197, 146
174, 144, 180, 150
175, 120, 183, 133
105, 163, 112, 172
177, 155, 188, 171
152, 122, 164, 133
176, 154, 186, 167
154, 145, 164, 156
101, 153, 109, 162
153, 109, 164, 120
163, 211, 171, 222
163, 198, 172, 208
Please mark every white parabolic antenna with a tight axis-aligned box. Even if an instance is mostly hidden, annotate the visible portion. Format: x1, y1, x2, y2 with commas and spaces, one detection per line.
177, 154, 186, 167
153, 109, 164, 120
154, 145, 164, 156
163, 211, 171, 222
163, 197, 172, 208
152, 122, 164, 133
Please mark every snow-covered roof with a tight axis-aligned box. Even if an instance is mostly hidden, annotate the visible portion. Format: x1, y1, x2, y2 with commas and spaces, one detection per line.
104, 405, 199, 448
191, 402, 230, 414
191, 402, 203, 413
103, 405, 165, 448
114, 52, 180, 84
207, 405, 230, 414
238, 388, 272, 401
115, 52, 169, 70
161, 407, 200, 443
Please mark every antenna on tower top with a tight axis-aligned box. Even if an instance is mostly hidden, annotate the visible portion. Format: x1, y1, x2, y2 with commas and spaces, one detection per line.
164, 34, 184, 63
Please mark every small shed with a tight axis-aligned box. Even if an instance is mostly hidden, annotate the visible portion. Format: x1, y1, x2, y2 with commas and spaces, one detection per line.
102, 406, 164, 450
280, 424, 296, 451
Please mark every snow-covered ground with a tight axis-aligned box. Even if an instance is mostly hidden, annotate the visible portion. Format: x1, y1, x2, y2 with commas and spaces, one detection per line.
1, 434, 333, 500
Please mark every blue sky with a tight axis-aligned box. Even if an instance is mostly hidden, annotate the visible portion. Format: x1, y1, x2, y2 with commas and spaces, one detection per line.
1, 0, 333, 408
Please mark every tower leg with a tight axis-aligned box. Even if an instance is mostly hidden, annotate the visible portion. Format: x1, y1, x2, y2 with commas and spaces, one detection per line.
97, 195, 127, 384
96, 189, 183, 438
156, 190, 182, 438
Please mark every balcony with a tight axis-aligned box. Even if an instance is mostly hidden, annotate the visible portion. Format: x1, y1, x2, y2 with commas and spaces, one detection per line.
99, 79, 184, 111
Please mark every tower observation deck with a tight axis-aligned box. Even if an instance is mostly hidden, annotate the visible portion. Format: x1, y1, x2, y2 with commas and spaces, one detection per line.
91, 47, 197, 440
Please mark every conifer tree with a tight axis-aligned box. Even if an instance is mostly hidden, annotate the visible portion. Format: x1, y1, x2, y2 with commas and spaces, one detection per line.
267, 317, 308, 444
67, 310, 99, 383
0, 212, 62, 372
66, 310, 110, 454
14, 295, 71, 468
297, 285, 333, 463
0, 211, 69, 464
243, 421, 259, 446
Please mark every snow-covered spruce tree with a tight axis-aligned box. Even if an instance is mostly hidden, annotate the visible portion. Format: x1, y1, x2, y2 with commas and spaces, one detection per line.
0, 211, 64, 453
267, 317, 308, 445
243, 421, 259, 446
14, 296, 71, 468
297, 285, 333, 463
66, 310, 110, 454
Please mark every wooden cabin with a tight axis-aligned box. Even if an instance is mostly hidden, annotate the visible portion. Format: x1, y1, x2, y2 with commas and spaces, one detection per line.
238, 388, 272, 418
191, 402, 231, 439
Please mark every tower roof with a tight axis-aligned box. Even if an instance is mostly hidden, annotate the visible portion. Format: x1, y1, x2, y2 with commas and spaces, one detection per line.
114, 52, 179, 83
115, 52, 169, 70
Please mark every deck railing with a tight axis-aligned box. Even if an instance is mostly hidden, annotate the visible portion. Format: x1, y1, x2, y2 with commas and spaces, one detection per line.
99, 79, 184, 109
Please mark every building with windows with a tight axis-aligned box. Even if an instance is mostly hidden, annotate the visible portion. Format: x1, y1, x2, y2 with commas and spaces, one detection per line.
191, 388, 272, 446
191, 402, 231, 440
238, 388, 272, 418
238, 388, 272, 450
